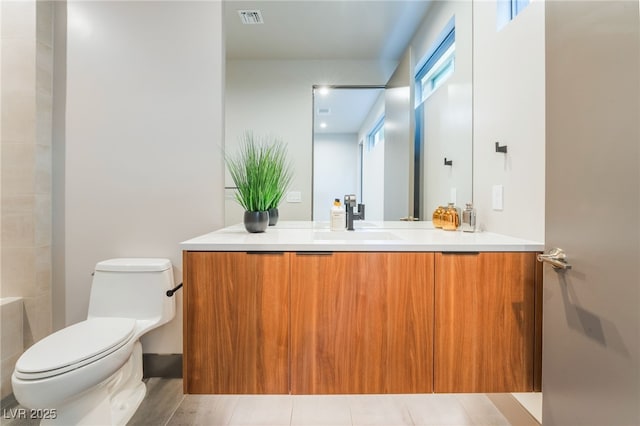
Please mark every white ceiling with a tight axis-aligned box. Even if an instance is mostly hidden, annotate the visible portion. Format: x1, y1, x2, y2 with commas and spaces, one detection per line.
225, 1, 432, 60
313, 87, 384, 133
225, 1, 432, 132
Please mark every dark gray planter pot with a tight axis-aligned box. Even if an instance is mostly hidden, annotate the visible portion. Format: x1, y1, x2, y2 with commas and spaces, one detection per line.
244, 211, 269, 233
268, 208, 279, 226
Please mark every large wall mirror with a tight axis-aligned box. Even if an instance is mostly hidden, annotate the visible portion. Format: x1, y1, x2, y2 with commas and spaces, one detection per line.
312, 86, 385, 221
224, 1, 472, 225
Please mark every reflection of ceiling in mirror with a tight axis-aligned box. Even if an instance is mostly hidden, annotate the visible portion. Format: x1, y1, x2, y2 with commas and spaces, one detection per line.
225, 1, 432, 60
314, 88, 383, 134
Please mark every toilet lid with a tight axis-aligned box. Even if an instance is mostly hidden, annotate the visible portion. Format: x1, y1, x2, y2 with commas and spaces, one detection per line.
15, 318, 135, 377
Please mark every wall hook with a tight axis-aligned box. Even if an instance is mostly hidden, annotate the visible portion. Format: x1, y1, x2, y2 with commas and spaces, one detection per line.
495, 142, 508, 153
444, 158, 453, 166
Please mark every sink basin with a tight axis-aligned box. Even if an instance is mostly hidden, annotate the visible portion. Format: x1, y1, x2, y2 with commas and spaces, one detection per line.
352, 221, 381, 229
313, 231, 401, 241
311, 221, 381, 230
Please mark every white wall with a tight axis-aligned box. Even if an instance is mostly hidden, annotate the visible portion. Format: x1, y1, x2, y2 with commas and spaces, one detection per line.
410, 1, 473, 217
358, 92, 386, 220
473, 0, 545, 242
61, 1, 224, 353
384, 51, 412, 220
225, 59, 397, 225
312, 133, 358, 221
362, 139, 386, 221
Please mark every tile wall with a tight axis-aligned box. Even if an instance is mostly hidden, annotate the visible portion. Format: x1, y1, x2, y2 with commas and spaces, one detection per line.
0, 0, 53, 397
1, 298, 23, 400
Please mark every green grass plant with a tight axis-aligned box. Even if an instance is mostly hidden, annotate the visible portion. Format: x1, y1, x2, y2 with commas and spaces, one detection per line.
225, 132, 293, 212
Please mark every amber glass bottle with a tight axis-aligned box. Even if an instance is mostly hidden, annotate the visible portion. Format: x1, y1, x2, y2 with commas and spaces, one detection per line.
442, 203, 460, 231
432, 205, 446, 228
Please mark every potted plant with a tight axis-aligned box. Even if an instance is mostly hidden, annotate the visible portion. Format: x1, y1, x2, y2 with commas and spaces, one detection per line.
263, 137, 293, 226
226, 132, 293, 232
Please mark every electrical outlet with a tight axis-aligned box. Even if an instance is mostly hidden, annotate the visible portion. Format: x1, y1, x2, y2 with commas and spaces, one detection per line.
286, 191, 302, 203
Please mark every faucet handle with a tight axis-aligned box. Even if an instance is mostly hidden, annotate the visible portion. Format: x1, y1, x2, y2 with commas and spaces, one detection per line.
344, 194, 356, 207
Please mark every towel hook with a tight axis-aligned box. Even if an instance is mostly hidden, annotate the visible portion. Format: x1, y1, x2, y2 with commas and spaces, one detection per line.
495, 142, 508, 154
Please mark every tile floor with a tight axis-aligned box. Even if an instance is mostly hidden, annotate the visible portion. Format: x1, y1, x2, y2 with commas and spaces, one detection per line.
129, 379, 539, 426
1, 378, 540, 426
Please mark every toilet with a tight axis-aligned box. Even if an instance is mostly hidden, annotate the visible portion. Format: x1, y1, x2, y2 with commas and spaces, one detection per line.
12, 258, 176, 426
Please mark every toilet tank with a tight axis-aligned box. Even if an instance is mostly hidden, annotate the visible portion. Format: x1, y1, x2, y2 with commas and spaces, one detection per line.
87, 258, 176, 327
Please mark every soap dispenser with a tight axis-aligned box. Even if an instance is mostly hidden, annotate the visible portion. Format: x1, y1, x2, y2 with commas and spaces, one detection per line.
461, 202, 477, 232
330, 198, 346, 231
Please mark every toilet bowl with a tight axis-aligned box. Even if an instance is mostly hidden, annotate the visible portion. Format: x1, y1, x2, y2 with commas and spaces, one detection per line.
12, 258, 176, 426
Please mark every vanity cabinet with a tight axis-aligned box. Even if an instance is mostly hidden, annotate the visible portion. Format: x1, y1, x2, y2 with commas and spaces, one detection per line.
182, 250, 541, 395
290, 252, 434, 394
183, 251, 290, 394
434, 252, 541, 393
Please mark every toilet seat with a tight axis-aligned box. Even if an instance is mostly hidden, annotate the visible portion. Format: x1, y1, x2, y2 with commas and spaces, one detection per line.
14, 317, 135, 380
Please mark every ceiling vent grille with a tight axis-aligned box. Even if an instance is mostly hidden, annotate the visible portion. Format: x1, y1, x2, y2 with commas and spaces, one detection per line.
317, 108, 331, 115
238, 10, 264, 25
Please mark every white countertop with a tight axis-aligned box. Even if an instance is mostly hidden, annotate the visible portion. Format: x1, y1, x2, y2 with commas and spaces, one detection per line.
180, 221, 544, 252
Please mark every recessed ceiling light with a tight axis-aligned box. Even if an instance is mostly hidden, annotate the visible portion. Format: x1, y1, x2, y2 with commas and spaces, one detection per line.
320, 122, 327, 128
317, 87, 330, 96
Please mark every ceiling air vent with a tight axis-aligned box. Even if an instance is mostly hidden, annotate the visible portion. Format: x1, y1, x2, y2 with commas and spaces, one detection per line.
238, 10, 264, 25
317, 108, 331, 115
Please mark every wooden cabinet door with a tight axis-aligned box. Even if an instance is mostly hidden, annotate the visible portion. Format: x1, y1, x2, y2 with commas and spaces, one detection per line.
290, 252, 434, 394
183, 251, 289, 394
434, 252, 537, 392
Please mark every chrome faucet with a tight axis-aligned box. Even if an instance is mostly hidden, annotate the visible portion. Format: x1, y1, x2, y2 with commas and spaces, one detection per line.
344, 194, 365, 231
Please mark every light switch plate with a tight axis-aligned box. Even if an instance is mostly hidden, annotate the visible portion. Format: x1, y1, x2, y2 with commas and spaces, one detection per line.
492, 185, 503, 211
286, 191, 302, 203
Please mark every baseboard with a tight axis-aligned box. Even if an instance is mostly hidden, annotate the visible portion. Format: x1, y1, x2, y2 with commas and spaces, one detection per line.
142, 354, 183, 378
0, 393, 18, 410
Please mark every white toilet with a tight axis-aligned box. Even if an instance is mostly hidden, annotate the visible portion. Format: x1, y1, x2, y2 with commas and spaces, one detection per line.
12, 258, 176, 426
